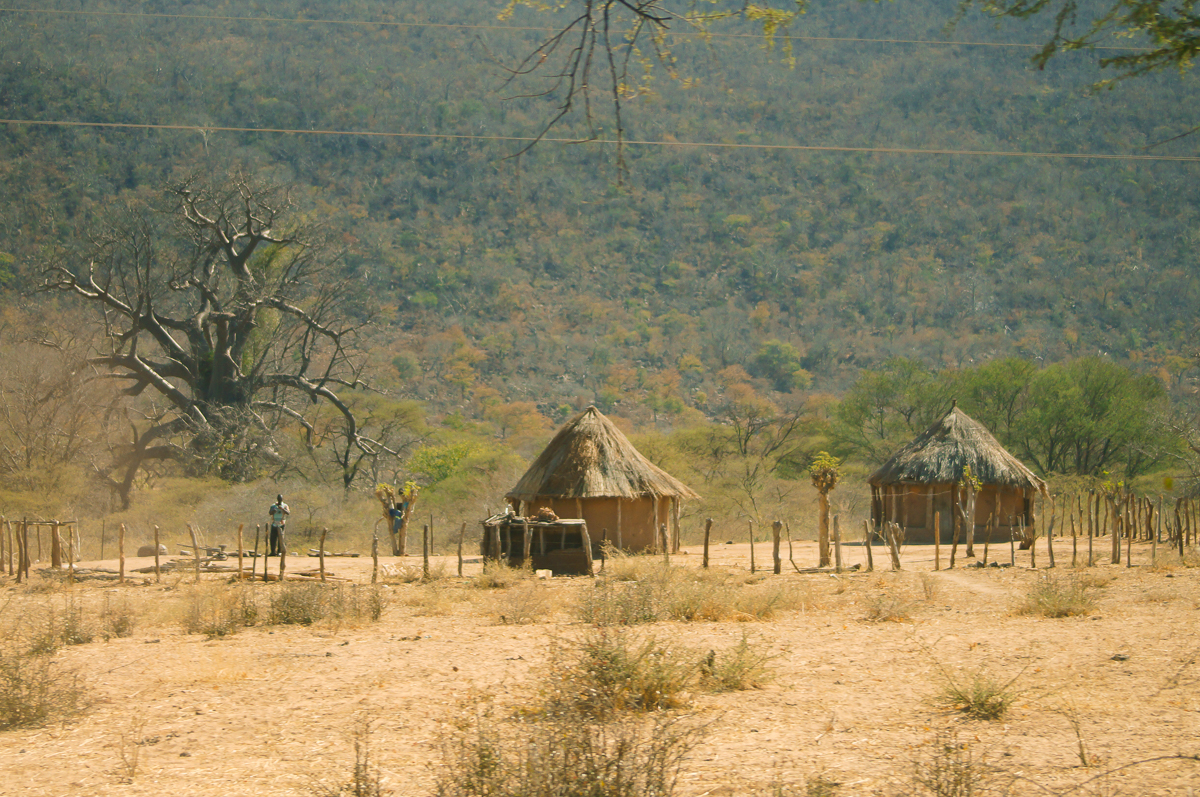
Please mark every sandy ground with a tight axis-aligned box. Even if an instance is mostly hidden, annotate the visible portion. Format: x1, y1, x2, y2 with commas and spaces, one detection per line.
1, 536, 1198, 796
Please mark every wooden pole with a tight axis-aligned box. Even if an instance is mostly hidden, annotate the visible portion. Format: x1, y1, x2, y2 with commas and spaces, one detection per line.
887, 522, 902, 571
949, 509, 960, 569
863, 520, 874, 572
1070, 508, 1078, 568
371, 531, 379, 584
99, 519, 106, 561
458, 522, 466, 577
660, 524, 670, 566
652, 496, 661, 553
66, 524, 75, 585
581, 521, 594, 577
1147, 499, 1156, 566
1110, 497, 1121, 565
616, 500, 622, 551
832, 516, 843, 574
119, 523, 127, 584
702, 518, 712, 569
934, 511, 941, 571
423, 524, 430, 578
748, 519, 756, 574
785, 521, 801, 572
36, 522, 42, 562
772, 520, 783, 575
1046, 494, 1056, 568
1126, 512, 1133, 568
153, 525, 162, 582
50, 521, 61, 569
186, 524, 199, 584
671, 497, 681, 554
522, 521, 531, 567
15, 518, 22, 578
318, 527, 327, 583
0, 517, 5, 575
981, 514, 993, 566
1009, 526, 1016, 567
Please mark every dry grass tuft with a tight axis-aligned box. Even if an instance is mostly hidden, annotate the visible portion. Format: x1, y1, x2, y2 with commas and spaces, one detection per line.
471, 560, 528, 589
937, 667, 1022, 721
1016, 573, 1097, 618
0, 645, 87, 730
492, 580, 557, 625
863, 589, 915, 623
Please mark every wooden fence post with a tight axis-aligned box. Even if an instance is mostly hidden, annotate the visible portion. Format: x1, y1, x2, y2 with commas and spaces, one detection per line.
933, 511, 941, 571
772, 520, 783, 575
186, 524, 199, 584
748, 520, 756, 574
154, 525, 162, 583
703, 518, 712, 569
371, 532, 379, 584
119, 523, 127, 584
863, 520, 874, 572
581, 522, 594, 577
66, 523, 75, 585
887, 522, 902, 571
279, 540, 287, 583
458, 522, 466, 577
318, 527, 327, 583
423, 524, 431, 579
832, 516, 843, 574
660, 524, 670, 566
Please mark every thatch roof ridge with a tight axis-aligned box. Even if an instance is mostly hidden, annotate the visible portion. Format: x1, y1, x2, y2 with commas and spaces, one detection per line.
867, 406, 1046, 490
507, 406, 700, 501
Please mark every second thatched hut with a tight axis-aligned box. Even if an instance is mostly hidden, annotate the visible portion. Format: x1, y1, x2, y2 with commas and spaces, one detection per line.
506, 406, 699, 553
868, 403, 1046, 544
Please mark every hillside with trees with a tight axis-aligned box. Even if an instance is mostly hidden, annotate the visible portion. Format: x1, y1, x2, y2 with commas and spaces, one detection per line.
0, 0, 1197, 526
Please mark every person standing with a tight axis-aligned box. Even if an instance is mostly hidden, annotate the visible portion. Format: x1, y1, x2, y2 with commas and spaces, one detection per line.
268, 494, 290, 556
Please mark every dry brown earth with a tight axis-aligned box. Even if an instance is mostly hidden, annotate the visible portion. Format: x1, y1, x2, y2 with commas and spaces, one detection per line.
1, 537, 1198, 796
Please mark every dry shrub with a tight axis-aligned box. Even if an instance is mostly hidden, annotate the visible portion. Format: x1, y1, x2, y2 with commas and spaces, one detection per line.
1146, 549, 1200, 572
579, 566, 812, 625
863, 590, 914, 623
493, 580, 557, 625
268, 583, 387, 626
181, 583, 258, 637
435, 706, 705, 797
919, 573, 941, 603
936, 667, 1022, 721
0, 645, 86, 730
311, 716, 385, 797
542, 629, 698, 718
472, 560, 528, 589
1016, 573, 1097, 618
101, 594, 138, 640
907, 731, 994, 796
382, 561, 448, 584
27, 596, 95, 653
400, 581, 469, 616
699, 635, 777, 692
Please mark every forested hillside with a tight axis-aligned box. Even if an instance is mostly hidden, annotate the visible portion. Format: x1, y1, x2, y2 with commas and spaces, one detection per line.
1, 0, 1197, 519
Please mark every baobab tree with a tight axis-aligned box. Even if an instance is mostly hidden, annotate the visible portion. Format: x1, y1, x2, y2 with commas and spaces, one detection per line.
42, 176, 397, 506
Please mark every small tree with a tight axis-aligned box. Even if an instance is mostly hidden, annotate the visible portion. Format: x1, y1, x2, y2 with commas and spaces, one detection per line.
808, 451, 841, 568
957, 465, 981, 559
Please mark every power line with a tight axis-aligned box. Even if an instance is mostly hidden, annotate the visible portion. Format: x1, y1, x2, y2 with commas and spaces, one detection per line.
3, 117, 1197, 162
0, 6, 1150, 53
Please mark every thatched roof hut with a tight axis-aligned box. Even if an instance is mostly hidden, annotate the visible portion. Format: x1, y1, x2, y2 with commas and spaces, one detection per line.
506, 406, 699, 553
868, 404, 1046, 544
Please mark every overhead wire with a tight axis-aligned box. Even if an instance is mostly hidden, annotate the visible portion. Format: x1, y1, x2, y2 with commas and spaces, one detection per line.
0, 5, 1152, 52
0, 118, 1197, 162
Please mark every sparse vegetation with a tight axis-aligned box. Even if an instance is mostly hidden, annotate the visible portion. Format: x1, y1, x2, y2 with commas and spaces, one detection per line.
471, 560, 528, 590
580, 563, 812, 625
908, 731, 992, 797
699, 635, 777, 692
936, 668, 1022, 721
0, 646, 86, 730
1016, 573, 1098, 618
864, 589, 915, 623
435, 706, 705, 797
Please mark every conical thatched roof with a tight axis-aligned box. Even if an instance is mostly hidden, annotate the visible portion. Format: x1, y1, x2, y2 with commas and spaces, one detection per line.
867, 405, 1046, 490
507, 406, 700, 501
